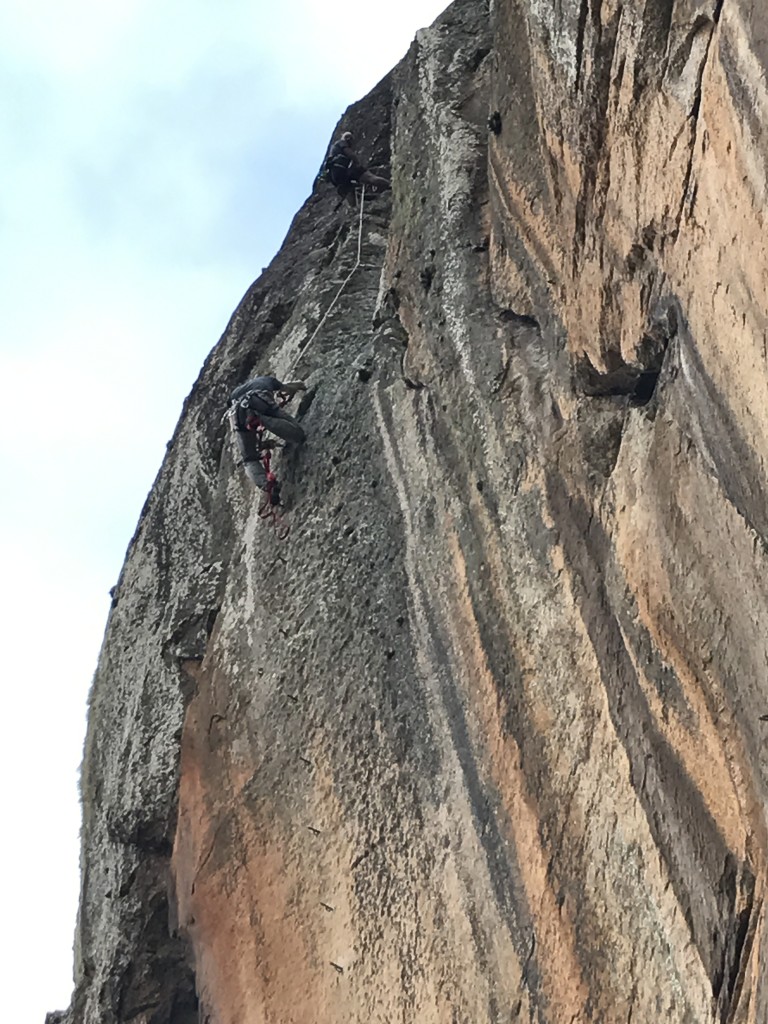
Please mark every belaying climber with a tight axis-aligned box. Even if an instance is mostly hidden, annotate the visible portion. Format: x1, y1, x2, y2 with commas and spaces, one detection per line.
229, 375, 307, 503
325, 131, 390, 202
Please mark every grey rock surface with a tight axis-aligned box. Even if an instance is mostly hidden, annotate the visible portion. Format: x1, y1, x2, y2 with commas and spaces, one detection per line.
54, 0, 768, 1021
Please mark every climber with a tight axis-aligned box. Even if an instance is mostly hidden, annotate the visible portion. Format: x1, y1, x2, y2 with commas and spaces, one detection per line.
229, 375, 307, 502
325, 131, 390, 202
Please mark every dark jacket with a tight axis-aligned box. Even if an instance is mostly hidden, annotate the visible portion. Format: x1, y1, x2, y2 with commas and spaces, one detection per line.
230, 376, 284, 430
327, 139, 364, 185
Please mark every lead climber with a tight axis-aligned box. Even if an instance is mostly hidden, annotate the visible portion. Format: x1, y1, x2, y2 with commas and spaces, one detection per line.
229, 375, 307, 504
325, 131, 390, 203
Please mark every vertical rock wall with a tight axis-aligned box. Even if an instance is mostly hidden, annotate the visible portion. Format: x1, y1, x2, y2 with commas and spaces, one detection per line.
54, 0, 768, 1022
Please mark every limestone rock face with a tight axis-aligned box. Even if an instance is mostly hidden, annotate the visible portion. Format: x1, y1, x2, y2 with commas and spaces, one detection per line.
53, 0, 768, 1022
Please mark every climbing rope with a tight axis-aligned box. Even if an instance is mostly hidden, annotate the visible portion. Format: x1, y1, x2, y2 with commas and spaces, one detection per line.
287, 185, 366, 377
225, 186, 370, 538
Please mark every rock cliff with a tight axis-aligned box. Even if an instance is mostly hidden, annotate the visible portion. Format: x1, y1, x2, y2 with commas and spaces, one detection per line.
52, 0, 768, 1021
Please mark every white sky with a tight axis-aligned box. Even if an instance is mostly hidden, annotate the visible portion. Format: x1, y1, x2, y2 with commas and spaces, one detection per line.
0, 1, 447, 1019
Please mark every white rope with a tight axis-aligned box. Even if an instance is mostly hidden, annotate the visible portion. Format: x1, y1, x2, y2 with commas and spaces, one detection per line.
222, 184, 368, 438
287, 185, 366, 377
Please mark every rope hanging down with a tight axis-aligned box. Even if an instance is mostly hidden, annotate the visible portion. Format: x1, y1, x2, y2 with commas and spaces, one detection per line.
251, 414, 291, 540
287, 185, 366, 377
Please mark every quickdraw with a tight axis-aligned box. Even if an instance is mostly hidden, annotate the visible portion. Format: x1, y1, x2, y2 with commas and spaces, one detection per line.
247, 412, 291, 540
256, 445, 290, 540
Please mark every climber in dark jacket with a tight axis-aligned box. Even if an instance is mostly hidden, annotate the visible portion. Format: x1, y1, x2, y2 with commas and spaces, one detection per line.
229, 375, 306, 494
326, 131, 390, 200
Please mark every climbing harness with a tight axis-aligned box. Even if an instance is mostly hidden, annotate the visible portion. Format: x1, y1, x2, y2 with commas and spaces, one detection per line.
287, 185, 366, 377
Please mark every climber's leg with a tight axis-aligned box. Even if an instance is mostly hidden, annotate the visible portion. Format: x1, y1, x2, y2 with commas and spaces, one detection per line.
258, 408, 306, 445
359, 169, 390, 192
243, 458, 268, 490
